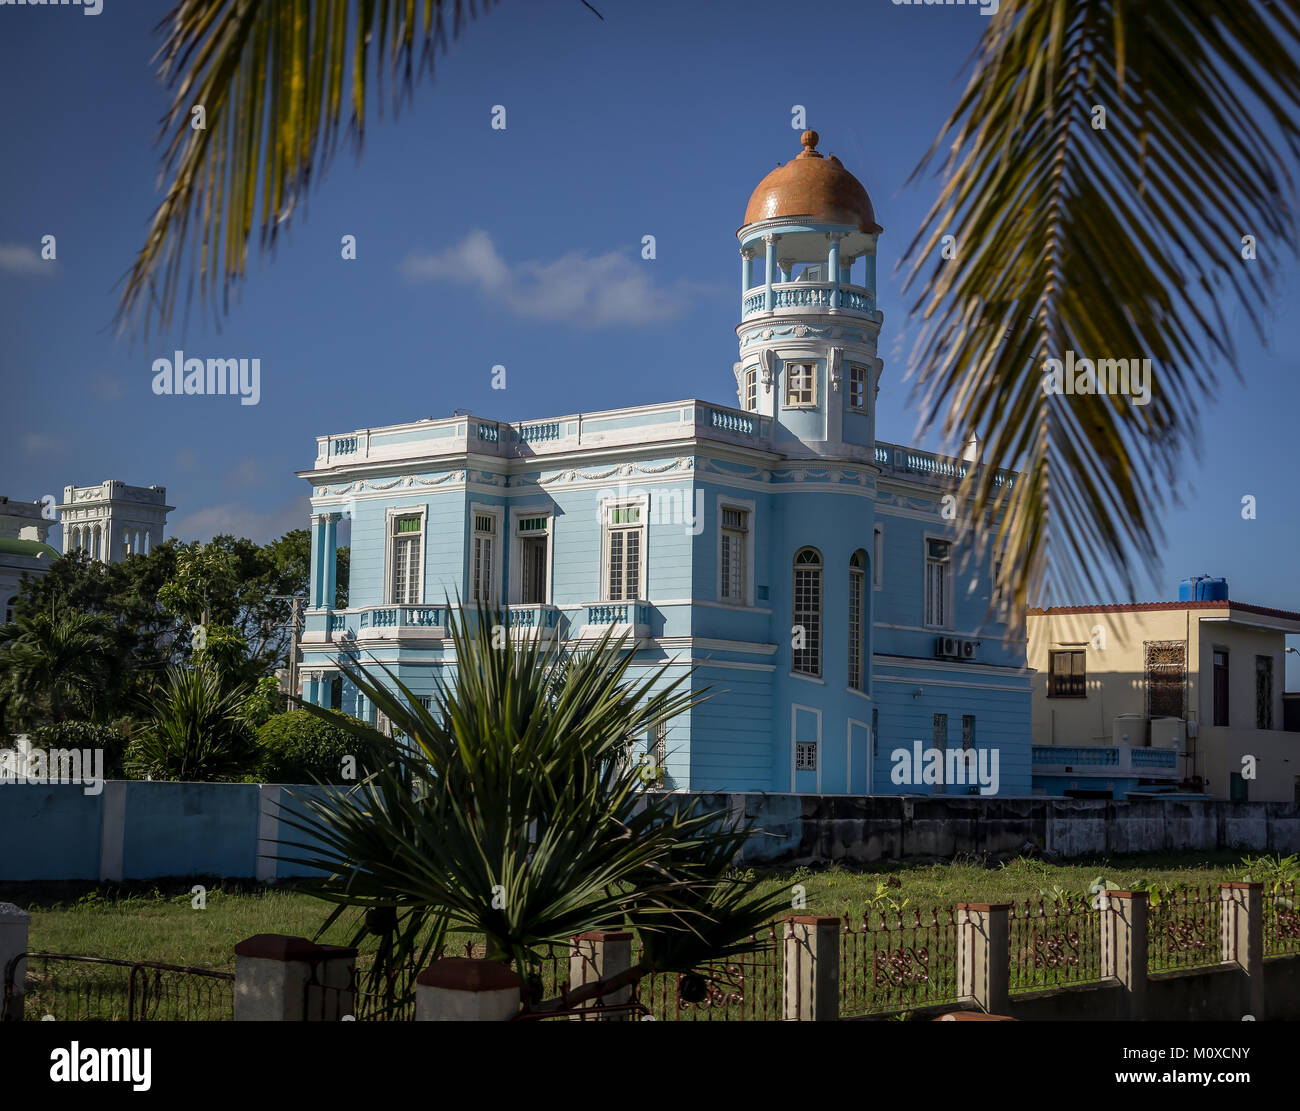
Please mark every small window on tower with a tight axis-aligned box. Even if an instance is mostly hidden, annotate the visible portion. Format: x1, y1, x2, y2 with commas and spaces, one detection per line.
848, 365, 867, 411
785, 363, 816, 408
744, 367, 759, 412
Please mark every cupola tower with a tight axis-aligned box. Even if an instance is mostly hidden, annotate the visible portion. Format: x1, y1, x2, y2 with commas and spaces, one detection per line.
735, 131, 884, 461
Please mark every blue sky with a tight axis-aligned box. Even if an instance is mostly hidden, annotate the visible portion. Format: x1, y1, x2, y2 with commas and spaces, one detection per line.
1, 0, 1297, 680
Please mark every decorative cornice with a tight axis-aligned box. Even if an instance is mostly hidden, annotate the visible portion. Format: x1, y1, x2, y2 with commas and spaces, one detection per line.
537, 457, 695, 487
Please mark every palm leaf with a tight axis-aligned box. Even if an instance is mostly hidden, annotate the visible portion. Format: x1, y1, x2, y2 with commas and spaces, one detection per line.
902, 0, 1300, 615
118, 0, 494, 337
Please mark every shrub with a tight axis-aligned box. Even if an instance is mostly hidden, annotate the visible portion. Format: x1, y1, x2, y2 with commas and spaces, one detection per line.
28, 721, 133, 778
255, 710, 359, 784
127, 665, 258, 782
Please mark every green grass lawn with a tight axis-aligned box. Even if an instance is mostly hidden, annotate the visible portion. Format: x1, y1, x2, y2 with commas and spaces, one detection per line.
6, 850, 1292, 1021
2, 849, 1272, 972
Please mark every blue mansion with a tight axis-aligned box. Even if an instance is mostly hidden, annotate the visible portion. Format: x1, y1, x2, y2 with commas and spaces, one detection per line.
297, 131, 1032, 796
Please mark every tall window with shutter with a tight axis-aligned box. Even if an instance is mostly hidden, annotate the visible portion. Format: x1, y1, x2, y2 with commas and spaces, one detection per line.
924, 539, 951, 628
389, 515, 422, 604
720, 506, 748, 604
471, 513, 496, 603
792, 547, 822, 677
1048, 649, 1086, 698
516, 516, 549, 604
848, 550, 866, 691
605, 503, 644, 601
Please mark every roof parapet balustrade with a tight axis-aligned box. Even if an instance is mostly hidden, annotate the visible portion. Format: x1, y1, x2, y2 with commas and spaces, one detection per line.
311, 400, 776, 472
874, 441, 1017, 490
741, 280, 877, 321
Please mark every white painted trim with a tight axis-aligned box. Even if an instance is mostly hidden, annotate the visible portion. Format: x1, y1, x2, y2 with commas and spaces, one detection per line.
873, 653, 1032, 675
789, 702, 823, 793
652, 636, 778, 655
874, 675, 1030, 693
715, 493, 757, 607
650, 598, 774, 615
384, 504, 428, 605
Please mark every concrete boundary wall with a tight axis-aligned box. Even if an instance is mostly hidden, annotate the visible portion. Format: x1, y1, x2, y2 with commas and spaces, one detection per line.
3, 786, 1300, 881
693, 794, 1300, 866
0, 781, 335, 883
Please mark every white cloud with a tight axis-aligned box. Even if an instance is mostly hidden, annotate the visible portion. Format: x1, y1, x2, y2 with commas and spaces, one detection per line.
400, 230, 718, 327
227, 459, 261, 487
0, 245, 51, 276
22, 433, 61, 454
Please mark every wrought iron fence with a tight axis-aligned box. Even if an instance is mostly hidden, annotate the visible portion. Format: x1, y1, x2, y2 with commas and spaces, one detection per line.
3, 952, 233, 1021
1008, 897, 1106, 992
839, 908, 959, 1016
1147, 886, 1223, 972
633, 923, 783, 1021
1263, 880, 1300, 957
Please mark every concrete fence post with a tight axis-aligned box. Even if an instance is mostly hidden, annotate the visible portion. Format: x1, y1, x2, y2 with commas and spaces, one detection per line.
569, 930, 633, 1019
1220, 881, 1264, 1020
1100, 890, 1148, 1020
415, 958, 522, 1021
0, 903, 31, 1022
956, 903, 1010, 1015
783, 915, 840, 1020
233, 934, 356, 1020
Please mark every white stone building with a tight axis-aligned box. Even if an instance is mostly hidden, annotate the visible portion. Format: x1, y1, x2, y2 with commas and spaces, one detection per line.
0, 498, 59, 624
57, 481, 173, 564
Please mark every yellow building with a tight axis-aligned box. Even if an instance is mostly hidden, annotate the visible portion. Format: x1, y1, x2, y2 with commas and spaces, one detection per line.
1026, 592, 1300, 802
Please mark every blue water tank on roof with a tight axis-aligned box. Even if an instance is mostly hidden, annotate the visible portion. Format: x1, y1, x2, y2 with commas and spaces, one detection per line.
1178, 575, 1229, 601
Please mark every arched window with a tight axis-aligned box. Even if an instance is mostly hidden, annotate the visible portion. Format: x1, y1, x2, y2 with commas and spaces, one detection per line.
3, 596, 16, 625
849, 550, 867, 691
792, 547, 822, 677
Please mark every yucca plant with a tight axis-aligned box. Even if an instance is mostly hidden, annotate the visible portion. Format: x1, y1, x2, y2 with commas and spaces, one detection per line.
276, 601, 787, 1013
126, 663, 257, 781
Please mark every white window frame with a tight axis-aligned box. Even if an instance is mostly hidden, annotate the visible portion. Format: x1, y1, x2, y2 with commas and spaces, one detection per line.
848, 364, 867, 411
784, 362, 817, 409
873, 524, 884, 590
384, 505, 428, 605
744, 367, 759, 412
469, 503, 503, 605
510, 507, 553, 605
600, 493, 649, 603
716, 494, 756, 608
924, 534, 953, 630
789, 703, 823, 793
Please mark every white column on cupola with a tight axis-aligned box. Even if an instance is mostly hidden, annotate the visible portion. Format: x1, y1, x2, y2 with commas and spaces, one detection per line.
740, 248, 755, 298
763, 234, 778, 312
827, 231, 843, 309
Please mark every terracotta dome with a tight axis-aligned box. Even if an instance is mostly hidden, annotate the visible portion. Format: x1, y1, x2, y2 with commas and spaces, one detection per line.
743, 131, 881, 233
